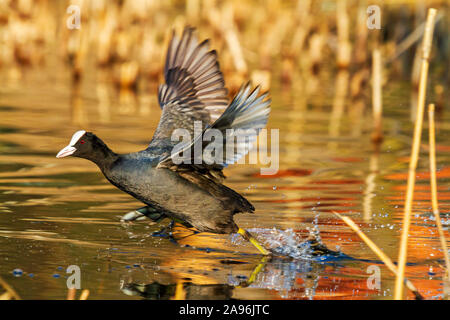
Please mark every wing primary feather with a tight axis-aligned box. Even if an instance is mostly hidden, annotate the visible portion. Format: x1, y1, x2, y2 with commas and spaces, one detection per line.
152, 27, 273, 178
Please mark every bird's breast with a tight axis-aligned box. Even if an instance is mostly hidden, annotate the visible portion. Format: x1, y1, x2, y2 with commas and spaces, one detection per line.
104, 159, 212, 211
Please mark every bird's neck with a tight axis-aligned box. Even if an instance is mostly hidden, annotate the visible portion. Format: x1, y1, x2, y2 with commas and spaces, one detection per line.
85, 142, 118, 171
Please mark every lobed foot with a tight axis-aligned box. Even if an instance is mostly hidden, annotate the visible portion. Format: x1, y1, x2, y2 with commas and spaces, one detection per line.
121, 210, 148, 222
120, 206, 167, 223
151, 221, 174, 238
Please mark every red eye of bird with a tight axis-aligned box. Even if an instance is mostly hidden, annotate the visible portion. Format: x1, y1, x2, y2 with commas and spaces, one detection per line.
80, 140, 85, 144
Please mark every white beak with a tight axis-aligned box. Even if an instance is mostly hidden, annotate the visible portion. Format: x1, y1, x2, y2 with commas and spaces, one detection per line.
56, 145, 76, 158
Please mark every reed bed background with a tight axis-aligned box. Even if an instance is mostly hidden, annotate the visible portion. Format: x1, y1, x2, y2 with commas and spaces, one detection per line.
0, 0, 448, 97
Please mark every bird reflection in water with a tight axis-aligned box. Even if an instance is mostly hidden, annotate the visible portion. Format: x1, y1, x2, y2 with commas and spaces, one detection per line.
118, 228, 346, 300
118, 254, 345, 300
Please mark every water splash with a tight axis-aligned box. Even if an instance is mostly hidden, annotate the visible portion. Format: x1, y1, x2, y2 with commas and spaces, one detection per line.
231, 227, 343, 260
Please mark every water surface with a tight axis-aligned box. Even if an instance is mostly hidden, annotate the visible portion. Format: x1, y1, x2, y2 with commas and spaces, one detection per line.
0, 62, 449, 300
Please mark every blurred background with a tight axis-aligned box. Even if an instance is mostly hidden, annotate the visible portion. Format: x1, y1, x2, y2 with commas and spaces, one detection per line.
0, 0, 449, 300
0, 0, 448, 98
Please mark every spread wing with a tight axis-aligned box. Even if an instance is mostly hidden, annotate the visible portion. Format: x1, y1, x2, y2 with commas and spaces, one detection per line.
157, 83, 271, 183
148, 27, 228, 150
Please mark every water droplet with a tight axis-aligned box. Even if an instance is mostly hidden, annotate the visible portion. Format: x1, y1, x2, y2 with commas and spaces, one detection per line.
13, 268, 23, 277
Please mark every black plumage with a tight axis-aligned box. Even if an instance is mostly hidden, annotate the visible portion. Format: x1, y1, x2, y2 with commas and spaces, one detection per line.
57, 27, 271, 254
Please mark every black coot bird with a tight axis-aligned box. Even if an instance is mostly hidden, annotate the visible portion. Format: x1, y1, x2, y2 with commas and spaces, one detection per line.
56, 27, 271, 255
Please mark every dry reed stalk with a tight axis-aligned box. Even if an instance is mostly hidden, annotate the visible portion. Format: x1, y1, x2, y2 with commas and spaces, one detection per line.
427, 103, 450, 281
387, 13, 443, 63
79, 289, 90, 300
354, 1, 368, 66
394, 8, 437, 300
66, 288, 76, 300
336, 0, 351, 69
308, 33, 325, 75
328, 70, 349, 148
363, 152, 378, 221
371, 49, 383, 144
0, 275, 21, 300
444, 271, 450, 300
333, 212, 424, 300
222, 3, 247, 75
290, 0, 312, 57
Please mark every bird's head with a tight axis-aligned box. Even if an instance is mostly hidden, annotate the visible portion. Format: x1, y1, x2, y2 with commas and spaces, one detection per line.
56, 130, 116, 168
56, 130, 100, 160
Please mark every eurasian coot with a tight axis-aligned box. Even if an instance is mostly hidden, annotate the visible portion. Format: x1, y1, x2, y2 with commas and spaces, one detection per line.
57, 27, 271, 255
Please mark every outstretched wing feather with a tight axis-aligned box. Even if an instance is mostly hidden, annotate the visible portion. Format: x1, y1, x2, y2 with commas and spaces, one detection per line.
157, 83, 271, 183
148, 27, 228, 149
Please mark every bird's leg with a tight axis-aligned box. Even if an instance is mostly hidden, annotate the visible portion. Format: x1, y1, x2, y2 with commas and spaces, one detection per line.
121, 206, 166, 223
237, 228, 271, 256
236, 255, 270, 288
152, 220, 175, 238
